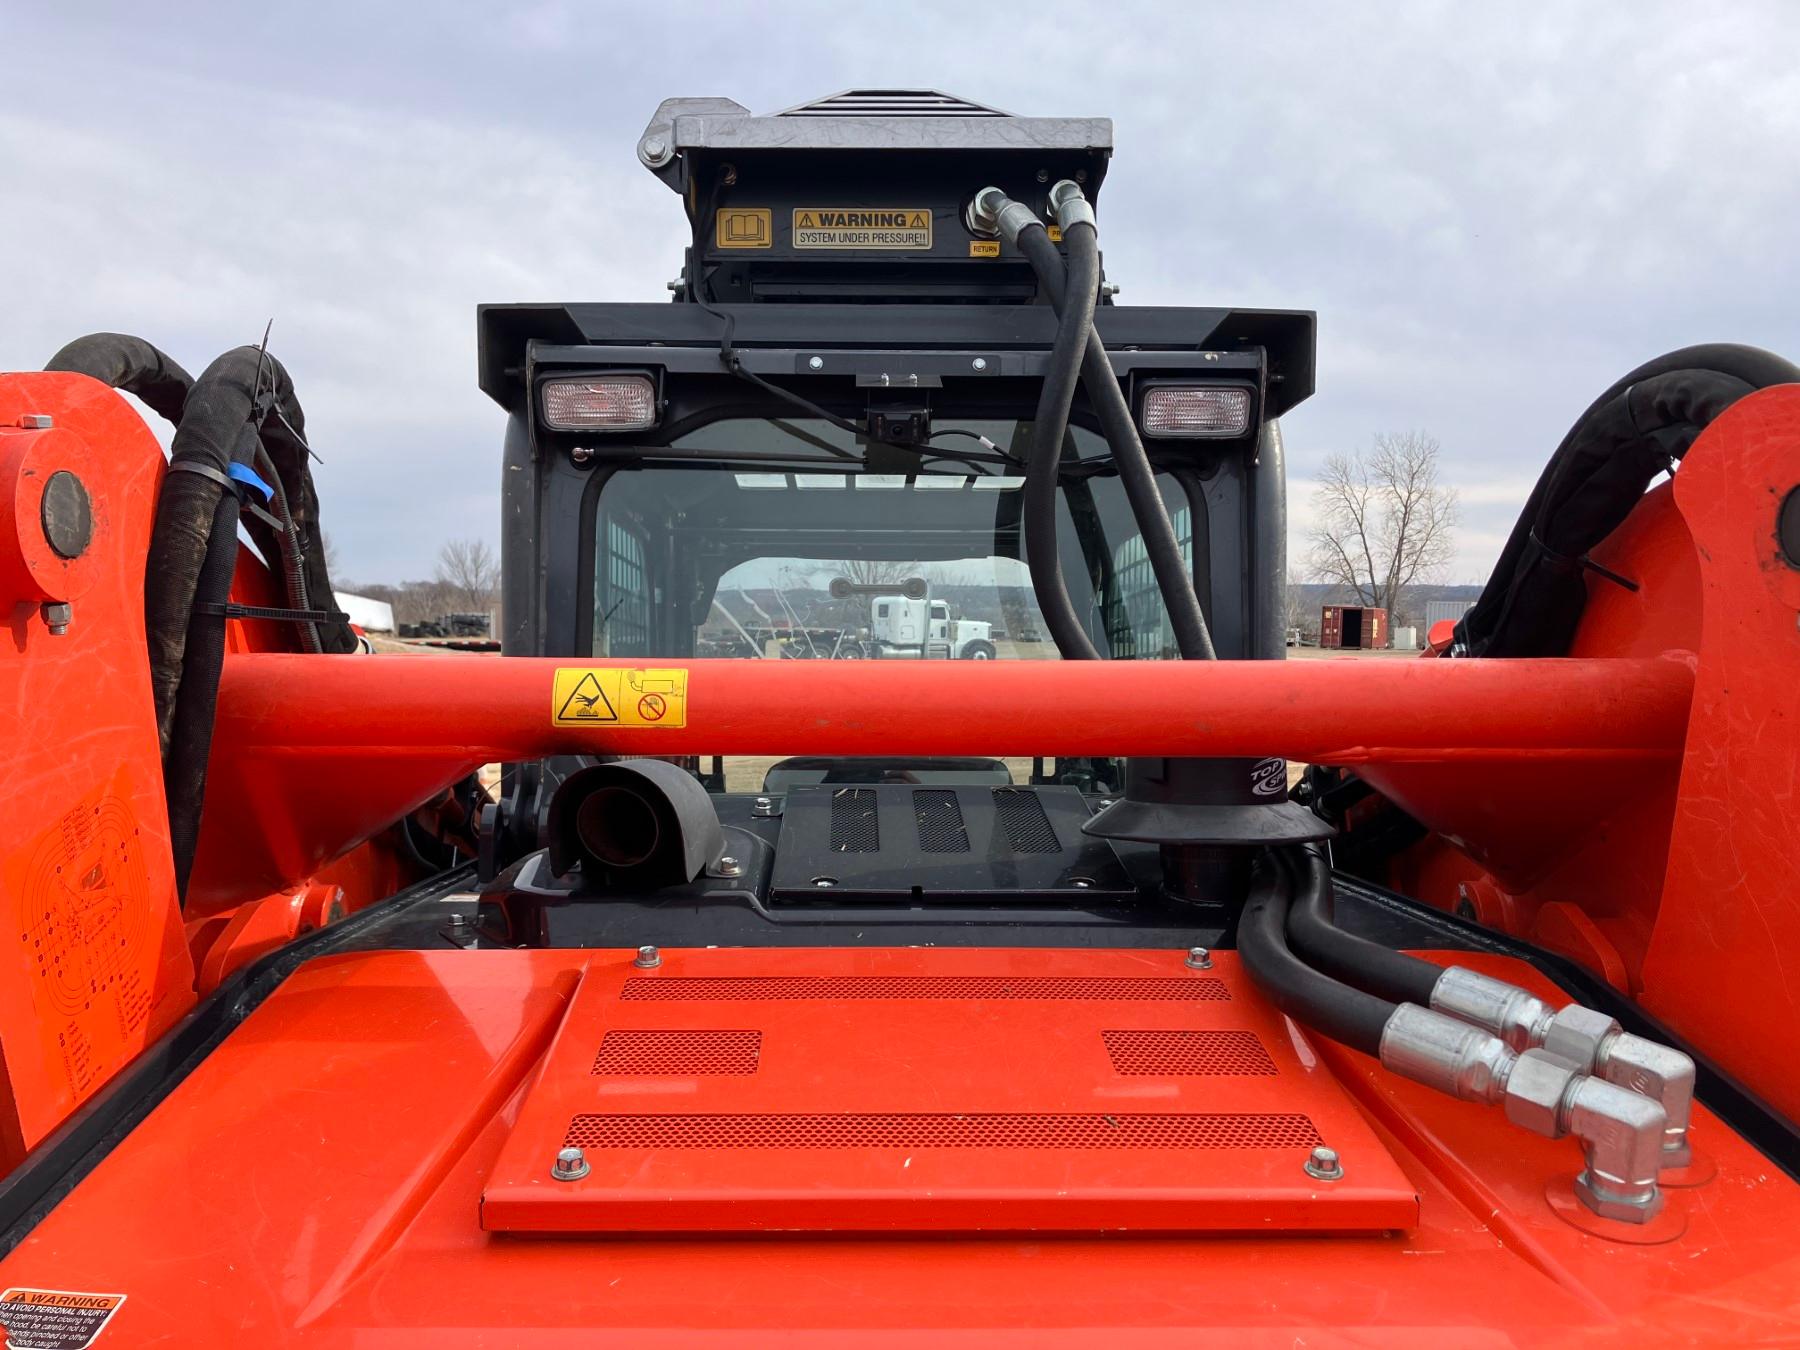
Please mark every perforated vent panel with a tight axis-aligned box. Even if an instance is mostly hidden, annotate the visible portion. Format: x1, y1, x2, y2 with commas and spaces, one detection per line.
591, 1030, 762, 1076
621, 976, 1229, 1002
913, 789, 970, 853
1103, 1030, 1278, 1077
992, 788, 1060, 853
829, 788, 879, 853
565, 1111, 1322, 1151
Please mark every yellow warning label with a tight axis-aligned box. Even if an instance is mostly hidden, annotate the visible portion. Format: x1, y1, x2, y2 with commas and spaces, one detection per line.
793, 208, 931, 250
1047, 225, 1063, 243
715, 207, 772, 249
968, 240, 1000, 258
553, 668, 688, 728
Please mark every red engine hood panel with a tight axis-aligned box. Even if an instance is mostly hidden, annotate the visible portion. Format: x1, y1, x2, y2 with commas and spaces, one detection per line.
480, 948, 1417, 1234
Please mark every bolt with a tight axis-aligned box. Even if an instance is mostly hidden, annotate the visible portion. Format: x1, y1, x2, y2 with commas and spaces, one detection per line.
447, 913, 470, 930
570, 445, 595, 465
40, 601, 71, 636
1076, 169, 1088, 184
1304, 1145, 1344, 1181
666, 278, 683, 293
1099, 282, 1121, 299
1036, 167, 1050, 183
717, 855, 744, 877
808, 356, 824, 371
755, 795, 772, 807
1185, 946, 1213, 970
18, 413, 53, 429
812, 876, 837, 889
634, 944, 662, 969
551, 1146, 591, 1181
971, 357, 988, 372
641, 135, 668, 162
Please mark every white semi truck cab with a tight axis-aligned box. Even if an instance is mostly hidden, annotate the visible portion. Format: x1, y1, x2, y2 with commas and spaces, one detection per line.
869, 596, 996, 660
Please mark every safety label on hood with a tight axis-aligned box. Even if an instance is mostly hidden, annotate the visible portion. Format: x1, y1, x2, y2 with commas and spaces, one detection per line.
0, 1289, 126, 1348
792, 208, 931, 249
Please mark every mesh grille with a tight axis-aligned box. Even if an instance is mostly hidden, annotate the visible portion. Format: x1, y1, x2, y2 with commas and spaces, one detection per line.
829, 788, 879, 853
913, 789, 970, 853
565, 1112, 1320, 1151
621, 976, 1229, 1002
591, 1030, 762, 1076
1103, 1030, 1278, 1077
779, 90, 1009, 119
992, 789, 1060, 853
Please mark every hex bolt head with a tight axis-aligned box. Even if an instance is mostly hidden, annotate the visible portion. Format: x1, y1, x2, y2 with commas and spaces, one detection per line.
634, 944, 662, 969
717, 855, 744, 877
40, 601, 72, 636
808, 356, 825, 371
570, 445, 595, 465
1185, 946, 1213, 970
1304, 1145, 1344, 1181
971, 357, 989, 372
551, 1146, 591, 1181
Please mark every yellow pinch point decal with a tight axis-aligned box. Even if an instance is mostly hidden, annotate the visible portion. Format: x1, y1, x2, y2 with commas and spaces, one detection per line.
552, 668, 689, 728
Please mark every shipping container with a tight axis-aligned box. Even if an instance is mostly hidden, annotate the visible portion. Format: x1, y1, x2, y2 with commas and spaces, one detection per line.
1319, 605, 1389, 649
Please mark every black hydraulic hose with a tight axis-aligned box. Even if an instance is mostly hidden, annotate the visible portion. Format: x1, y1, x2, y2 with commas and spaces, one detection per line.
164, 476, 247, 900
1025, 228, 1216, 659
1016, 220, 1103, 660
1463, 343, 1800, 657
45, 333, 194, 426
1282, 844, 1444, 1005
1236, 849, 1396, 1057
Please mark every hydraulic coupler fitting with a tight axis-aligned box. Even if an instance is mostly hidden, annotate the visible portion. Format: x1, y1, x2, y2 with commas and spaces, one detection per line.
1379, 1005, 1669, 1223
967, 187, 1043, 246
1428, 967, 1695, 1169
1046, 179, 1096, 232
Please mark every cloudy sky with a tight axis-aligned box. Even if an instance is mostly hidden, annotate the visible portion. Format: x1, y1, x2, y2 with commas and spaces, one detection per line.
4, 2, 1797, 586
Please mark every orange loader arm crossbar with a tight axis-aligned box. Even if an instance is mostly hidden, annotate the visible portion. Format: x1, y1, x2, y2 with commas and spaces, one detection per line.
191, 652, 1695, 911
215, 652, 1692, 762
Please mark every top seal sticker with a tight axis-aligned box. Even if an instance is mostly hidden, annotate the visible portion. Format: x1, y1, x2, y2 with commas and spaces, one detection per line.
792, 208, 931, 250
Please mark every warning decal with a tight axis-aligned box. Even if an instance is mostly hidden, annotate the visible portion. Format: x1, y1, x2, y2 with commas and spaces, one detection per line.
792, 208, 931, 250
0, 1289, 125, 1349
553, 668, 688, 728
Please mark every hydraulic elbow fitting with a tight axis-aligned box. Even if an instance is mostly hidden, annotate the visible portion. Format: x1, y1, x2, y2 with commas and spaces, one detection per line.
1429, 967, 1695, 1169
1504, 1049, 1668, 1222
966, 186, 1042, 246
1047, 179, 1096, 232
1379, 1006, 1668, 1223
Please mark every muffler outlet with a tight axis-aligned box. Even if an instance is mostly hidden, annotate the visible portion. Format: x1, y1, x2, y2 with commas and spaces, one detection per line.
546, 759, 724, 889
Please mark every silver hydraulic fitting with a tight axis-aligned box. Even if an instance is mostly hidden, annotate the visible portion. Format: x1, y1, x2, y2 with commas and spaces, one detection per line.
1046, 179, 1095, 232
1379, 1005, 1669, 1223
1504, 1049, 1668, 1222
1428, 967, 1695, 1168
966, 187, 1042, 246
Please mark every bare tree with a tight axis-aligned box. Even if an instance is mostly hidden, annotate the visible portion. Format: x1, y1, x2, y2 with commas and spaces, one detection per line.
435, 538, 500, 613
1307, 432, 1458, 624
835, 558, 924, 589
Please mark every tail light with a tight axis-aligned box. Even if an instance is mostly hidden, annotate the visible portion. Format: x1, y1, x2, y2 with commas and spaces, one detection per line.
541, 375, 658, 431
1140, 385, 1253, 438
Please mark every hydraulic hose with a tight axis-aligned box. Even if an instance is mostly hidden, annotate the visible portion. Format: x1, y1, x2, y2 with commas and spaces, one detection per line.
164, 457, 251, 899
1281, 844, 1445, 1005
1025, 195, 1216, 660
45, 332, 194, 426
1015, 214, 1104, 660
1236, 849, 1397, 1056
1462, 343, 1800, 657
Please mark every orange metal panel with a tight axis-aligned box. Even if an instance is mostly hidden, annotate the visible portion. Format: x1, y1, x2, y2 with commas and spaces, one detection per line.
481, 948, 1418, 1234
2, 948, 1798, 1344
0, 375, 195, 1169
